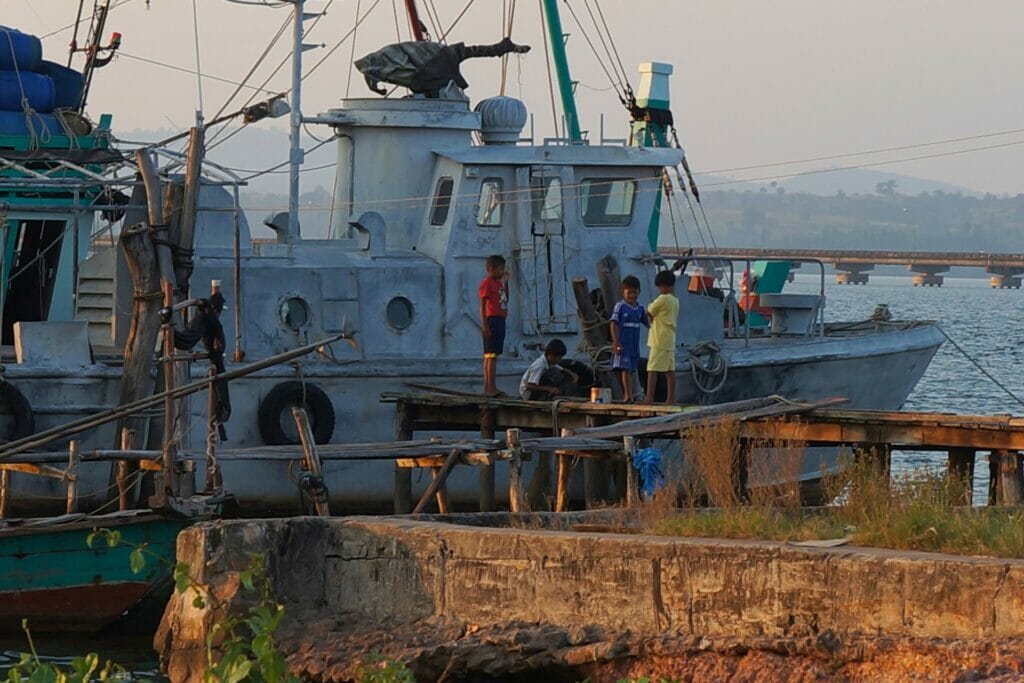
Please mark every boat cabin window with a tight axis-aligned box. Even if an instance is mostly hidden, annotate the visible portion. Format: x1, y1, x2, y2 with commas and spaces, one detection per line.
430, 177, 455, 225
530, 176, 563, 221
580, 178, 637, 227
477, 178, 504, 227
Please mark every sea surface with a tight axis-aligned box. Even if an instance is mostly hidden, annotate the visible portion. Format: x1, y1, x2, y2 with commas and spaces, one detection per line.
788, 271, 1024, 502
4, 273, 1022, 674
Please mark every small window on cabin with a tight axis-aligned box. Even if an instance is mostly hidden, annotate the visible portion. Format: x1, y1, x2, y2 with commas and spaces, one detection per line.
530, 176, 563, 222
477, 178, 504, 227
430, 177, 455, 226
580, 178, 637, 227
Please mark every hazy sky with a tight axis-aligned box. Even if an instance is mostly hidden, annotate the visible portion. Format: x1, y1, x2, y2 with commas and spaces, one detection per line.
7, 1, 1024, 193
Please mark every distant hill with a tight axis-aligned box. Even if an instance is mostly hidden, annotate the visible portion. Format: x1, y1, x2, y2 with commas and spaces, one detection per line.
692, 167, 980, 198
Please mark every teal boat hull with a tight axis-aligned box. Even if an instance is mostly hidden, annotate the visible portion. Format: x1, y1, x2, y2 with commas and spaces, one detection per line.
0, 514, 188, 633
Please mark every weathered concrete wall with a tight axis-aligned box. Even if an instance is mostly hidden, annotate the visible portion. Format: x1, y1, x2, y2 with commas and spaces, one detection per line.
157, 517, 1024, 680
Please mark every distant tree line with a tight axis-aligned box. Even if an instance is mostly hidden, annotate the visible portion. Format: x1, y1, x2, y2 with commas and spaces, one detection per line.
690, 186, 1024, 253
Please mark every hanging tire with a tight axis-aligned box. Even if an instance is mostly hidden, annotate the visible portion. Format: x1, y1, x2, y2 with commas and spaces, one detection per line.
257, 381, 335, 446
0, 382, 34, 442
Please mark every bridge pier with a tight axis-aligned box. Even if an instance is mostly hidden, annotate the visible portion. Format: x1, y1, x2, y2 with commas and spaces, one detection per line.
835, 262, 873, 285
909, 264, 949, 287
986, 266, 1024, 289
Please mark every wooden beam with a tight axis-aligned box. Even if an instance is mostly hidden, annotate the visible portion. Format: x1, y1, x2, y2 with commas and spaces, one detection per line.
947, 448, 975, 506
412, 449, 461, 514
507, 429, 527, 513
66, 440, 80, 514
293, 408, 330, 517
623, 436, 639, 508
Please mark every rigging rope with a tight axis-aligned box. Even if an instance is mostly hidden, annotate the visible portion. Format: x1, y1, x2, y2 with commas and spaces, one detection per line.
210, 10, 292, 122
937, 326, 1024, 410
440, 0, 477, 41
538, 0, 560, 137
346, 0, 364, 98
499, 0, 517, 96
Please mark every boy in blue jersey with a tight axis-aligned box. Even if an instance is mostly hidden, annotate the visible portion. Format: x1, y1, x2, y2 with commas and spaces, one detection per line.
609, 276, 649, 402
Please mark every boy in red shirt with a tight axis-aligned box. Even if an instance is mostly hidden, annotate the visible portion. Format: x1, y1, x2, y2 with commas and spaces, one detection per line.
479, 254, 509, 396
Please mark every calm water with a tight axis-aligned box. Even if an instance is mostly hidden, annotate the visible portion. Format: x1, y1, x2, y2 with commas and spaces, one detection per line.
789, 271, 1024, 501
7, 273, 1022, 671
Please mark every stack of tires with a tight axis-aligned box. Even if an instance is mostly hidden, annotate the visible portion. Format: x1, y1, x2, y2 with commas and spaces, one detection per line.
0, 26, 85, 138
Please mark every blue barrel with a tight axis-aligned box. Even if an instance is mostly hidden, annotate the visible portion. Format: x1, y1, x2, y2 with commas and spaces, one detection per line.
0, 27, 43, 72
0, 110, 64, 138
37, 61, 83, 110
0, 71, 56, 112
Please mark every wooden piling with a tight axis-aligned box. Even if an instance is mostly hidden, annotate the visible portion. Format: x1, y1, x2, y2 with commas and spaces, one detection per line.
394, 402, 413, 514
0, 469, 10, 518
292, 407, 330, 517
117, 428, 136, 511
479, 408, 496, 512
623, 436, 640, 508
66, 440, 80, 514
555, 428, 572, 512
947, 448, 975, 506
506, 428, 527, 513
996, 450, 1023, 506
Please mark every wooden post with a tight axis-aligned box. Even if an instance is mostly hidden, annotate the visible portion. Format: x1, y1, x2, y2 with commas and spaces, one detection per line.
996, 450, 1023, 506
160, 280, 178, 500
555, 428, 572, 512
735, 440, 751, 504
947, 448, 975, 506
479, 408, 496, 512
582, 415, 607, 508
292, 407, 331, 516
394, 402, 413, 514
571, 277, 616, 394
623, 436, 640, 508
596, 254, 621, 318
66, 440, 80, 514
413, 449, 461, 514
117, 428, 136, 511
0, 469, 10, 518
506, 428, 527, 513
989, 451, 1000, 506
175, 127, 205, 295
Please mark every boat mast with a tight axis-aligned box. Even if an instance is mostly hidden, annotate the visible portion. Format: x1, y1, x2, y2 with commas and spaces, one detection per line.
540, 0, 582, 142
403, 0, 429, 40
287, 0, 305, 240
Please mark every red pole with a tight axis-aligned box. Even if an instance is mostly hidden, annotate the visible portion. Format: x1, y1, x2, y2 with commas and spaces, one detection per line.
403, 0, 428, 41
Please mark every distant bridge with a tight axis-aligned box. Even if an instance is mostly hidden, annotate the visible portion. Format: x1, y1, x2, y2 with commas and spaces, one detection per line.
668, 248, 1024, 288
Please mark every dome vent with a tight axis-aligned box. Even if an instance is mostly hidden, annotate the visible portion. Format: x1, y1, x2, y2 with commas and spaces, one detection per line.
475, 96, 527, 145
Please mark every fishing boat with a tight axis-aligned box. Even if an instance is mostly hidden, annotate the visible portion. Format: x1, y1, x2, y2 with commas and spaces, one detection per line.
0, 2, 944, 514
0, 511, 189, 633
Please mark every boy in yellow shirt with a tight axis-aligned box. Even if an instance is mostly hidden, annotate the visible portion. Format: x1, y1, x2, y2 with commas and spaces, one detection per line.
646, 270, 679, 404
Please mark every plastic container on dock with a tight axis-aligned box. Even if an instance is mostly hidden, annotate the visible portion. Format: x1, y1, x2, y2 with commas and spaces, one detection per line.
0, 71, 56, 113
0, 27, 43, 72
0, 110, 65, 139
37, 61, 84, 110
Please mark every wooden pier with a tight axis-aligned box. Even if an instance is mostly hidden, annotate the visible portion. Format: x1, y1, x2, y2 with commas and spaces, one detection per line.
378, 392, 1024, 510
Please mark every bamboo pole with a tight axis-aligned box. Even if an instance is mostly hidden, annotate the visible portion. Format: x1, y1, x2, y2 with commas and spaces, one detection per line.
0, 332, 349, 459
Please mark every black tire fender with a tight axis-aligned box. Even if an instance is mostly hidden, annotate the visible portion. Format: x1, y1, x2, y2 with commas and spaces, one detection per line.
257, 381, 335, 446
0, 381, 34, 442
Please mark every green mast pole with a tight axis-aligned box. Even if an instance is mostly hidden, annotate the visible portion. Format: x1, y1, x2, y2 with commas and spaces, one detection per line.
541, 0, 582, 142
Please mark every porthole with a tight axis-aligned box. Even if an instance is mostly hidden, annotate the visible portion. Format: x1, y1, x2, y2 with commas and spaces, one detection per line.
386, 296, 413, 331
280, 296, 310, 331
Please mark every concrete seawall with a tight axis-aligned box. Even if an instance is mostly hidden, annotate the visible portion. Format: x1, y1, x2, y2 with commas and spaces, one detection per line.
157, 516, 1024, 681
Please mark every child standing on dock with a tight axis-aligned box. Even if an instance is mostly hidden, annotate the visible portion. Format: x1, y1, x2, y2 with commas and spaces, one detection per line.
646, 270, 679, 404
479, 254, 509, 396
610, 276, 649, 402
